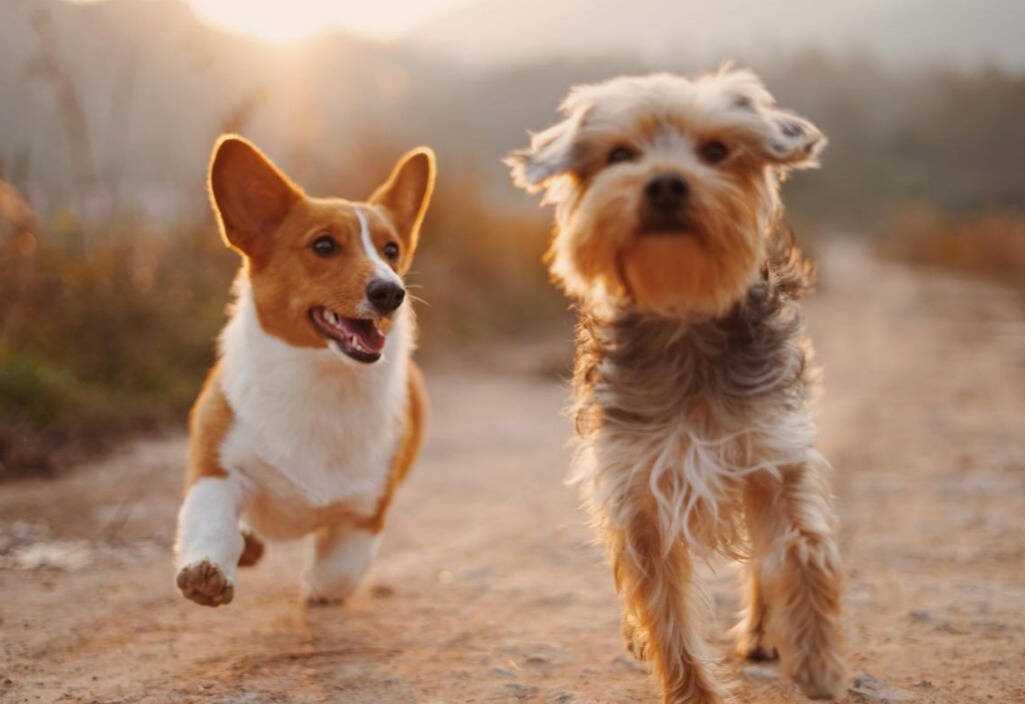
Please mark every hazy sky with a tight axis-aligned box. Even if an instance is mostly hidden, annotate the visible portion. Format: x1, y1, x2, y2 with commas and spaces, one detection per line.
68, 0, 466, 41
182, 0, 465, 41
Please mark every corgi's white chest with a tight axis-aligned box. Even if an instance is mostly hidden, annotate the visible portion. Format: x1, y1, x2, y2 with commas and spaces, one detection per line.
217, 280, 410, 523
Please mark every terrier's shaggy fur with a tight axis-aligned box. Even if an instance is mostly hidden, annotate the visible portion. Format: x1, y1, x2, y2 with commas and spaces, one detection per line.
506, 68, 846, 703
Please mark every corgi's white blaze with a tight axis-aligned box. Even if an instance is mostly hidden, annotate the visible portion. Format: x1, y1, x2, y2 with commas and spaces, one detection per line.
357, 207, 402, 286
175, 476, 245, 581
354, 207, 403, 320
217, 275, 411, 539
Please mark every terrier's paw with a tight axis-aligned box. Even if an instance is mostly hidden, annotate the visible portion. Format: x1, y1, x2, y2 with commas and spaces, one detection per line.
790, 655, 846, 700
176, 559, 235, 607
662, 683, 725, 704
734, 629, 778, 662
743, 644, 779, 662
622, 613, 650, 662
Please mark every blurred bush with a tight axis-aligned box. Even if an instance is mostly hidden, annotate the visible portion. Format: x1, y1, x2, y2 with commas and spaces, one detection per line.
879, 206, 1025, 292
1, 186, 235, 476
411, 171, 567, 352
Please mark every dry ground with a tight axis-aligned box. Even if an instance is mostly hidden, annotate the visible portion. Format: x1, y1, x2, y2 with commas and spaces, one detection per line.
2, 240, 1024, 704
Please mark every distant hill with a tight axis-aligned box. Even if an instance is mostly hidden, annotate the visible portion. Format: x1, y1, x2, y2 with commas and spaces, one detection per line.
1, 0, 1023, 221
0, 0, 426, 215
407, 0, 1025, 71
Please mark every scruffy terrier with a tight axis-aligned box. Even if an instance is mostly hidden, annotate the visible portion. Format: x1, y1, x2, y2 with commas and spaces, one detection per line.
506, 69, 846, 703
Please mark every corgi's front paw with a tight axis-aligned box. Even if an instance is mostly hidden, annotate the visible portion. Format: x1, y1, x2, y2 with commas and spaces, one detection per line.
304, 592, 345, 608
176, 559, 235, 607
301, 577, 355, 607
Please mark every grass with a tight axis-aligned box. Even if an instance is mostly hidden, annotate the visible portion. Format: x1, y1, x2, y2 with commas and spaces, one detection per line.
0, 213, 234, 476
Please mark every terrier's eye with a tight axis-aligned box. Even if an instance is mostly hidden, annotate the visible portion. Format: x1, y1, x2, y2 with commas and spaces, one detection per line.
311, 234, 338, 257
698, 141, 730, 165
607, 146, 636, 165
383, 242, 399, 260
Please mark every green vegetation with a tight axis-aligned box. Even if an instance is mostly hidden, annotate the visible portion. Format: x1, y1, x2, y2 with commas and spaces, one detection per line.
0, 212, 233, 475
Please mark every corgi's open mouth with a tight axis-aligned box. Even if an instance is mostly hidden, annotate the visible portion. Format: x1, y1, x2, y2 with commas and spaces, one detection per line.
309, 307, 386, 364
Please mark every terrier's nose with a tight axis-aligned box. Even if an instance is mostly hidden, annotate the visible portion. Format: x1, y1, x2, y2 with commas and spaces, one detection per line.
644, 174, 689, 212
366, 279, 405, 314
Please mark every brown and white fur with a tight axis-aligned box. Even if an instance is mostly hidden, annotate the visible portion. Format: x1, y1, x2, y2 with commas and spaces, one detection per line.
506, 69, 846, 703
175, 135, 434, 607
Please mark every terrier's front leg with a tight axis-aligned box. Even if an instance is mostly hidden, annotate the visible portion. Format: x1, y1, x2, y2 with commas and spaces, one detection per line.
733, 556, 778, 662
175, 476, 245, 607
610, 512, 724, 704
302, 524, 381, 605
734, 478, 779, 662
745, 464, 846, 699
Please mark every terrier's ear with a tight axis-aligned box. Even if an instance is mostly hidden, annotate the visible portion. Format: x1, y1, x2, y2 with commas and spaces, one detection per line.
369, 147, 436, 254
504, 105, 589, 193
208, 135, 301, 254
753, 107, 825, 169
718, 69, 826, 169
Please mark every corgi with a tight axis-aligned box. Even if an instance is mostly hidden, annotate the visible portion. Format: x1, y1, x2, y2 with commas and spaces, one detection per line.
174, 135, 434, 607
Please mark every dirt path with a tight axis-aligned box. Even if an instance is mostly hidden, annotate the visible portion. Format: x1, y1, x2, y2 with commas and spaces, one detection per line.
2, 240, 1024, 704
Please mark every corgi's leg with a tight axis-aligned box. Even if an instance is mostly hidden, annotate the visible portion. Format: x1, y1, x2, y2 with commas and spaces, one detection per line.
745, 463, 846, 699
299, 361, 423, 606
175, 476, 245, 607
302, 524, 381, 605
238, 526, 265, 567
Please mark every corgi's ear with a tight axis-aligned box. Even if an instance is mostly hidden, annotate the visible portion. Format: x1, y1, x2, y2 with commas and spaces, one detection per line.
369, 147, 436, 253
208, 135, 301, 254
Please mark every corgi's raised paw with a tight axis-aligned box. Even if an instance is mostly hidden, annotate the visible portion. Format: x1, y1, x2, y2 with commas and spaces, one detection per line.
177, 559, 235, 607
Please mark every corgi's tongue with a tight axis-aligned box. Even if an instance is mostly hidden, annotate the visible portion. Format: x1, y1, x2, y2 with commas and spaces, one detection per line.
312, 307, 386, 356
339, 317, 386, 354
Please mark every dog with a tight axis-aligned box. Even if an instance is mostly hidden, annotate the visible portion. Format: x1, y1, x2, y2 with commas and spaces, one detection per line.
175, 135, 434, 607
506, 69, 845, 703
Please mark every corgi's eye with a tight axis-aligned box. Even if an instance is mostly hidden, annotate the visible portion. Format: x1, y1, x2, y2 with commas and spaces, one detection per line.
311, 234, 338, 257
383, 242, 399, 260
698, 140, 730, 165
607, 146, 636, 165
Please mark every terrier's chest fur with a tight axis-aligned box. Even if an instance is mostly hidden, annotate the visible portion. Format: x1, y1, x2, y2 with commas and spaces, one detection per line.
571, 240, 820, 553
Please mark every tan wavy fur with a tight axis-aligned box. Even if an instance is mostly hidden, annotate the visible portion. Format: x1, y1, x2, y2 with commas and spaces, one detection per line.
507, 68, 846, 703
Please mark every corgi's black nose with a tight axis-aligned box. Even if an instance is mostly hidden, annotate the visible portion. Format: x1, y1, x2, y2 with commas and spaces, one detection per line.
366, 279, 405, 314
644, 174, 689, 212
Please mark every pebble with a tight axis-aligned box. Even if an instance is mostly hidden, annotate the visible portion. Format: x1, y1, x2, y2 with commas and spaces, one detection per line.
611, 653, 647, 673
504, 682, 540, 699
908, 609, 942, 623
849, 671, 913, 702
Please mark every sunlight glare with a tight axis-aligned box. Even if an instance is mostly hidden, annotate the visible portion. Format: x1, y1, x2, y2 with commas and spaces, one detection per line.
183, 0, 460, 43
